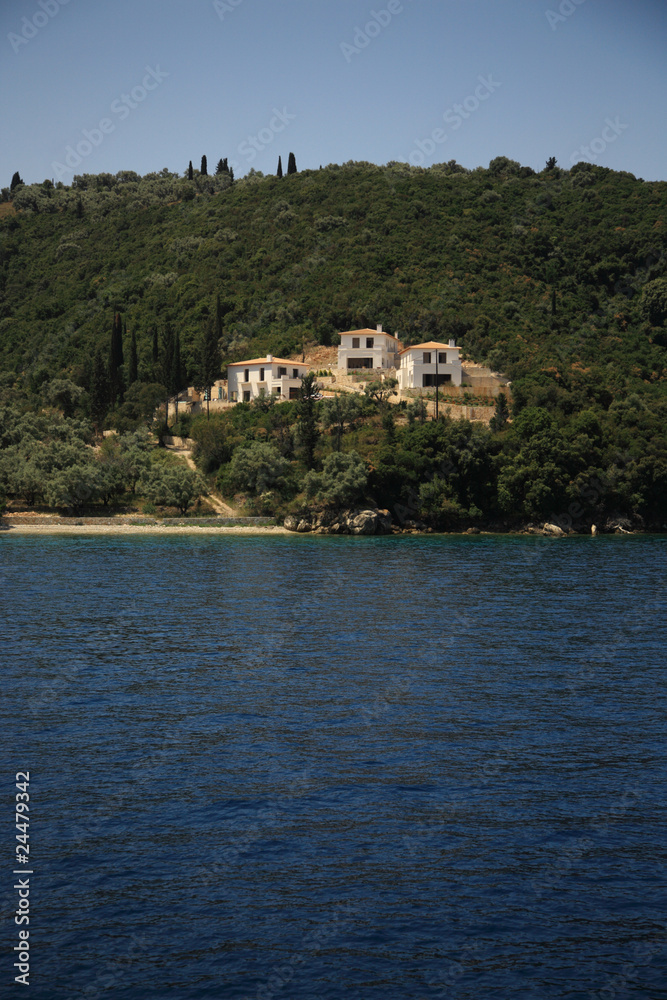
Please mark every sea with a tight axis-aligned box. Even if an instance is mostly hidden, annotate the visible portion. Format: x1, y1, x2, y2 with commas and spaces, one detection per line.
1, 532, 666, 1000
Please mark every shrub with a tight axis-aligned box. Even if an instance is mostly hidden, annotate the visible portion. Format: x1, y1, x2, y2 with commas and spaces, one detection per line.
138, 464, 206, 515
223, 442, 290, 495
303, 451, 368, 507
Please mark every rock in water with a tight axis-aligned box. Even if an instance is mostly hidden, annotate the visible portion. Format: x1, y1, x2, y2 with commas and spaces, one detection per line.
346, 510, 379, 535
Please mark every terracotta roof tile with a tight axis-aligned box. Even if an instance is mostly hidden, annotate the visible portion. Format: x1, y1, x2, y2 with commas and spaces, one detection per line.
227, 358, 309, 368
398, 341, 460, 355
339, 329, 401, 342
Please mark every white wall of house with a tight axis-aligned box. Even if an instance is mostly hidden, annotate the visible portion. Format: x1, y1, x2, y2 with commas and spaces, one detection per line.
227, 355, 309, 402
337, 325, 401, 371
397, 341, 463, 390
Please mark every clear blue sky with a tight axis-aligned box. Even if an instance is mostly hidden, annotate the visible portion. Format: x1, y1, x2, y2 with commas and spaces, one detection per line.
1, 0, 666, 187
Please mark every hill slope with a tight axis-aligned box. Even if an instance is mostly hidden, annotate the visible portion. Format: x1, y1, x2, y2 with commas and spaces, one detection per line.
1, 158, 666, 411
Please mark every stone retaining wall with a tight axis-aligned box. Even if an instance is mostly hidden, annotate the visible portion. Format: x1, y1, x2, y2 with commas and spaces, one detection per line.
2, 515, 275, 527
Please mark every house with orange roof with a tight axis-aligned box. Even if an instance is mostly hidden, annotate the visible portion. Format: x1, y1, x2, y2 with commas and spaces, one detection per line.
227, 354, 309, 402
336, 324, 401, 372
397, 340, 463, 390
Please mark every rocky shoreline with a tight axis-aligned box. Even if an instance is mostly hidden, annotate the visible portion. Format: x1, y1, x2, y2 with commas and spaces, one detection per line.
282, 508, 650, 537
1, 510, 653, 538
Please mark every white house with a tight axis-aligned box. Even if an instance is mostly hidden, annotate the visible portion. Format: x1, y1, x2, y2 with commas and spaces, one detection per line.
337, 325, 401, 372
397, 341, 463, 390
227, 355, 309, 402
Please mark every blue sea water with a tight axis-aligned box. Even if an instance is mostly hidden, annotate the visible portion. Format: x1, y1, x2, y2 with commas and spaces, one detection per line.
1, 532, 666, 1000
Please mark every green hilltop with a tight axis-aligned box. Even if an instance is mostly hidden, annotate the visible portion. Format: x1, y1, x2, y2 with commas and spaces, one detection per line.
1, 158, 666, 531
1, 158, 666, 401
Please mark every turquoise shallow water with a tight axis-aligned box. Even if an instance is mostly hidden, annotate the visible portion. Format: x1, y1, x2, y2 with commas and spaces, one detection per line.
1, 533, 666, 999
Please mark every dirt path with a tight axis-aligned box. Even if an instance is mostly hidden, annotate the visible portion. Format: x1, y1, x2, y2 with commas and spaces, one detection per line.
165, 444, 237, 516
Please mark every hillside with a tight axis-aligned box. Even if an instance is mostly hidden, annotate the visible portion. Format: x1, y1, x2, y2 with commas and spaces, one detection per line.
1, 159, 666, 410
1, 159, 666, 532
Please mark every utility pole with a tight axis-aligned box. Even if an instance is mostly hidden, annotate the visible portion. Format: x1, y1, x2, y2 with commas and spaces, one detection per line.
435, 345, 439, 420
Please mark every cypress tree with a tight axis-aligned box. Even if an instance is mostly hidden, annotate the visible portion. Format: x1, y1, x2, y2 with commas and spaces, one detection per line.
221, 157, 229, 174
161, 325, 175, 391
229, 166, 234, 183
297, 372, 320, 469
151, 327, 159, 379
173, 331, 185, 392
188, 160, 194, 180
196, 319, 221, 420
216, 158, 224, 175
128, 328, 138, 385
215, 293, 223, 344
276, 156, 283, 179
172, 330, 184, 424
110, 312, 124, 368
109, 312, 125, 405
287, 152, 297, 175
201, 155, 208, 176
490, 392, 510, 432
160, 325, 176, 430
10, 171, 24, 192
90, 349, 109, 431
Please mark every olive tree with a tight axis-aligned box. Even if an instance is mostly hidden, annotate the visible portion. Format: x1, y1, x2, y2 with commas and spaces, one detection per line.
138, 464, 206, 515
303, 451, 368, 507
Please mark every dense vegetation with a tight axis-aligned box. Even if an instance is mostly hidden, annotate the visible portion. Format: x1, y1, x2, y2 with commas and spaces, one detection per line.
0, 401, 205, 516
181, 387, 666, 531
0, 157, 665, 529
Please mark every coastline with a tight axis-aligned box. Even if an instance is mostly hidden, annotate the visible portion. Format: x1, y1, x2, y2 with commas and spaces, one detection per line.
1, 522, 653, 538
1, 523, 290, 536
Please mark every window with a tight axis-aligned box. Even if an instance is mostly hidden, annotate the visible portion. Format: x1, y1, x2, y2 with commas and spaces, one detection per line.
244, 369, 249, 382
289, 387, 300, 400
347, 358, 373, 370
423, 352, 431, 364
423, 373, 452, 387
218, 386, 223, 399
260, 367, 265, 381
438, 353, 447, 364
292, 369, 299, 379
366, 337, 374, 349
352, 337, 360, 348
278, 367, 287, 376
243, 390, 251, 402
273, 385, 282, 396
